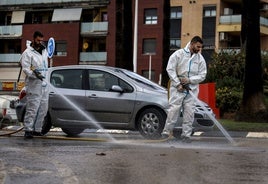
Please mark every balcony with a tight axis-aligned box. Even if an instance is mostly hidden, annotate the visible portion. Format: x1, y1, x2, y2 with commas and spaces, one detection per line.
260, 17, 268, 26
220, 15, 268, 26
0, 0, 110, 6
81, 22, 108, 37
0, 54, 21, 63
79, 52, 107, 64
0, 25, 22, 38
218, 47, 241, 54
218, 15, 268, 35
219, 15, 241, 24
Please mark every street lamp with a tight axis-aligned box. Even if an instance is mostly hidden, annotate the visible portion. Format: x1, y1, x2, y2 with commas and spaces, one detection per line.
133, 0, 138, 73
144, 53, 155, 80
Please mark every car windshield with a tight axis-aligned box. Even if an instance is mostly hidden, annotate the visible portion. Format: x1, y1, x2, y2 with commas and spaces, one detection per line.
116, 69, 166, 91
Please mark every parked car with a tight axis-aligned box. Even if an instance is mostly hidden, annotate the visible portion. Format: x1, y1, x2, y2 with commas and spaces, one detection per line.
0, 95, 18, 128
15, 65, 215, 139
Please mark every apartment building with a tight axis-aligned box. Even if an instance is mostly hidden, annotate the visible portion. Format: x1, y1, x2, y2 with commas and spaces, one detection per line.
0, 0, 110, 86
1, 0, 268, 91
171, 0, 268, 58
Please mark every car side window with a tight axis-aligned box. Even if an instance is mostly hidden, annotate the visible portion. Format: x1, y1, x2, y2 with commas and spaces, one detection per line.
89, 70, 113, 91
51, 69, 83, 89
119, 79, 133, 93
88, 70, 133, 92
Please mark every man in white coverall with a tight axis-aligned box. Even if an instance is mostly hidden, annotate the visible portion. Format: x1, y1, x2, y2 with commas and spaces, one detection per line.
161, 36, 207, 143
20, 31, 49, 139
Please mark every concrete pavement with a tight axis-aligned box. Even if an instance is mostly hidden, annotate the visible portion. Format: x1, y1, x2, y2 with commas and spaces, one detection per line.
1, 126, 268, 138
194, 131, 268, 138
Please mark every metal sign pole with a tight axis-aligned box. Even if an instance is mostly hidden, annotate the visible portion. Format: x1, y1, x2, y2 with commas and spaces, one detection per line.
50, 58, 53, 68
149, 54, 152, 80
47, 37, 55, 67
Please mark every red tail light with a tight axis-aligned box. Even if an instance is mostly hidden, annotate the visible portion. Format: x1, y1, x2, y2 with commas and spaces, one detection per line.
19, 89, 27, 100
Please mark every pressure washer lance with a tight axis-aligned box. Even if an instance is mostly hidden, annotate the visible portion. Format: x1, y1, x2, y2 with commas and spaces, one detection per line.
188, 89, 236, 144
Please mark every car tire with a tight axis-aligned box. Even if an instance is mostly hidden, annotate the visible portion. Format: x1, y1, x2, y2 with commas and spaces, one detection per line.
61, 128, 84, 136
41, 113, 52, 135
137, 108, 166, 139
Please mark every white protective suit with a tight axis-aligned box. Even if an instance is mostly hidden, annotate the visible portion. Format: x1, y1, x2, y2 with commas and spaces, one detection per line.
162, 42, 207, 138
20, 41, 49, 132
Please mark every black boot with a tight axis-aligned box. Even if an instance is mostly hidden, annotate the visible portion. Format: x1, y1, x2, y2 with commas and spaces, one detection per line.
24, 131, 33, 139
32, 131, 44, 136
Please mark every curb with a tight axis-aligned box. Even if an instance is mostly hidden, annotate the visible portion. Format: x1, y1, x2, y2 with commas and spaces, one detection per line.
195, 131, 268, 138
246, 132, 268, 138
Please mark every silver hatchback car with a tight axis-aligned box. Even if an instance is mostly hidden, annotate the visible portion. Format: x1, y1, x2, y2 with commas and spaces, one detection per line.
15, 65, 214, 139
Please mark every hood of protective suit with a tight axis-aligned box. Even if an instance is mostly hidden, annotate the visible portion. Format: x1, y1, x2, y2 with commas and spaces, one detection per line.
26, 40, 46, 51
183, 41, 203, 55
184, 41, 191, 52
26, 40, 32, 48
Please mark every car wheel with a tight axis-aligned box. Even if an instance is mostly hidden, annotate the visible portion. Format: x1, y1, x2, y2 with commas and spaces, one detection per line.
137, 108, 166, 139
41, 113, 52, 135
61, 128, 84, 136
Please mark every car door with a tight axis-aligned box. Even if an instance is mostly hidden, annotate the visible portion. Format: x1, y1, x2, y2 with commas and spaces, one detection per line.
49, 69, 87, 125
85, 69, 136, 126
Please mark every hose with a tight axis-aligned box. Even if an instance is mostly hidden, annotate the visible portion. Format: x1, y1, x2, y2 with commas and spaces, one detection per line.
0, 125, 23, 136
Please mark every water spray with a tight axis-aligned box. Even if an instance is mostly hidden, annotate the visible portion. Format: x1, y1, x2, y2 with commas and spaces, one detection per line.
44, 79, 116, 141
188, 90, 236, 145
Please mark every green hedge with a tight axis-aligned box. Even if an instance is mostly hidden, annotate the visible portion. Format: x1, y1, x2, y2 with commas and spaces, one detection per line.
205, 51, 268, 117
216, 87, 242, 115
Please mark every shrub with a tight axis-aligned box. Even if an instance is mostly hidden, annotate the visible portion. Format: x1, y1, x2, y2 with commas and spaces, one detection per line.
216, 87, 242, 116
204, 52, 244, 116
262, 52, 268, 95
205, 51, 268, 117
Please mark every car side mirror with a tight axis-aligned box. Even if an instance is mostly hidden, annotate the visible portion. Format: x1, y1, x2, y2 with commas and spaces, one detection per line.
111, 85, 124, 93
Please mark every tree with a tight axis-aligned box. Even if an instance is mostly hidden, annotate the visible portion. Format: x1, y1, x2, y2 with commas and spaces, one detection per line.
115, 0, 133, 70
236, 0, 267, 122
161, 0, 170, 87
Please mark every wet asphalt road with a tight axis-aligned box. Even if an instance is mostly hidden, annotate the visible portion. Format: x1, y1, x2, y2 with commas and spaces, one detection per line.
0, 130, 268, 184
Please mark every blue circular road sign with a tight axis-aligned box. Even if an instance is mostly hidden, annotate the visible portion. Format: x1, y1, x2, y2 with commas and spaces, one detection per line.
47, 37, 55, 58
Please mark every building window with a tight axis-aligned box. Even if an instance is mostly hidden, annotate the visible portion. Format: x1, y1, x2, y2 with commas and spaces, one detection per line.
204, 7, 216, 17
82, 38, 106, 52
55, 41, 67, 56
170, 6, 182, 50
202, 6, 216, 40
202, 6, 216, 63
5, 15, 11, 25
33, 15, 42, 24
142, 70, 155, 81
144, 9, 157, 24
143, 39, 156, 54
170, 7, 182, 19
102, 12, 108, 21
170, 39, 181, 50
